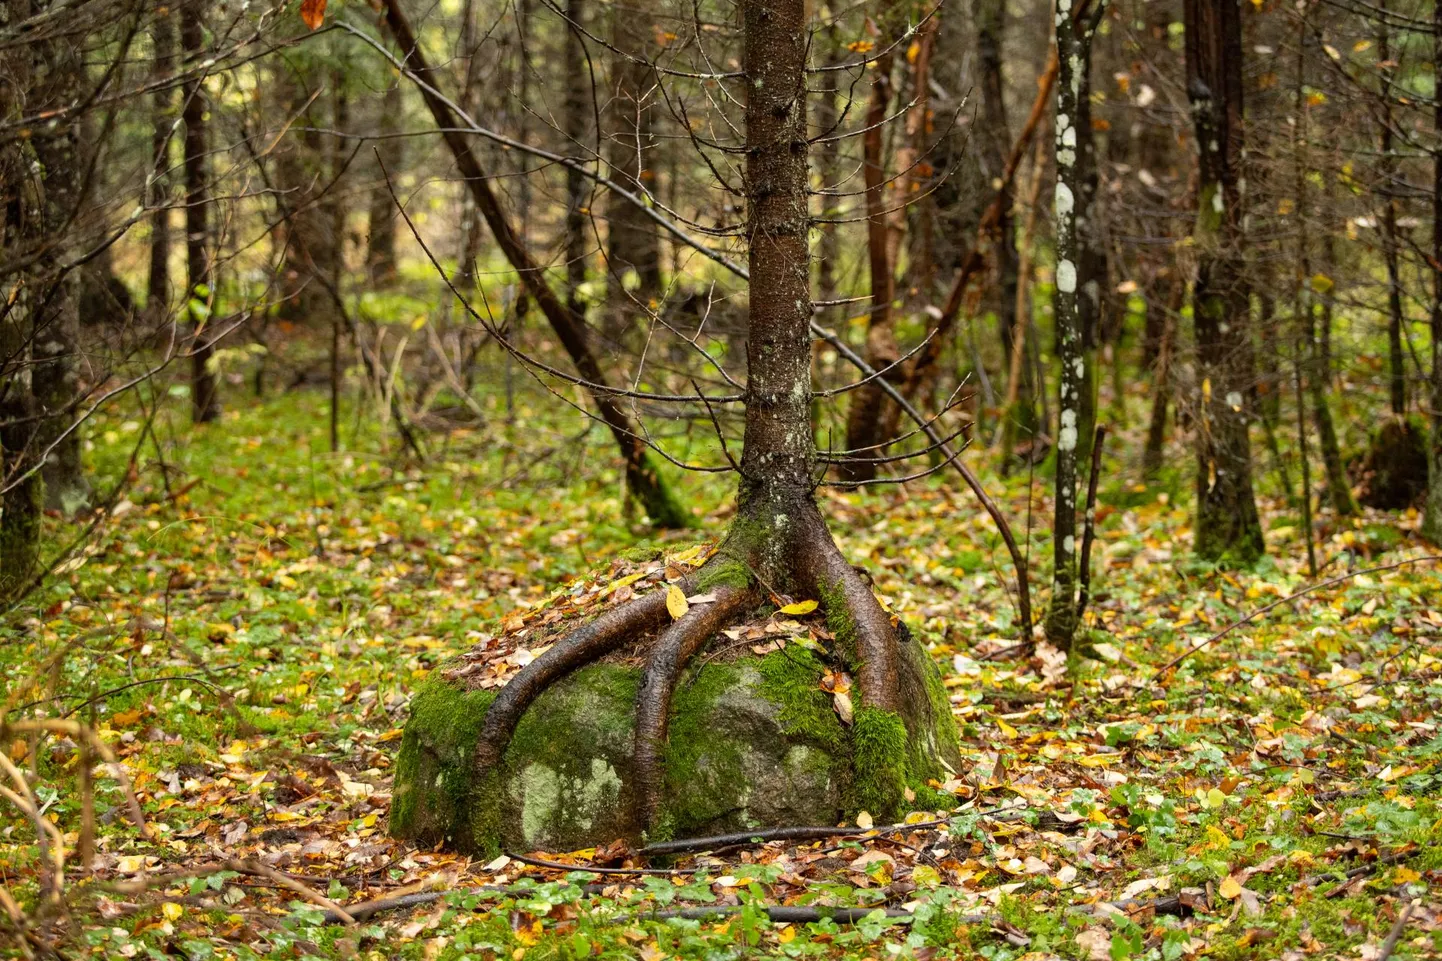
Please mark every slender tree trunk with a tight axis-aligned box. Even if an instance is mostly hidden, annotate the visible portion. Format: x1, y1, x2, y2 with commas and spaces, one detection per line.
1377, 6, 1406, 418
1255, 292, 1294, 501
1293, 30, 1354, 516
605, 0, 662, 330
977, 0, 1031, 453
455, 0, 486, 292
1073, 22, 1104, 474
183, 0, 220, 423
1184, 0, 1263, 564
840, 6, 901, 483
148, 5, 175, 317
564, 0, 590, 317
382, 0, 686, 527
814, 35, 841, 318
1045, 0, 1099, 647
367, 78, 402, 287
0, 12, 42, 600
1424, 0, 1442, 540
30, 22, 90, 514
1142, 282, 1178, 479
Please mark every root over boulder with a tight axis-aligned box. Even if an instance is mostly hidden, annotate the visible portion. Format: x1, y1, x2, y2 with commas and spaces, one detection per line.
390, 629, 957, 855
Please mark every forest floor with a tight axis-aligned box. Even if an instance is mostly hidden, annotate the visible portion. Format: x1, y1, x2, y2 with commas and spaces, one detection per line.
2, 386, 1441, 960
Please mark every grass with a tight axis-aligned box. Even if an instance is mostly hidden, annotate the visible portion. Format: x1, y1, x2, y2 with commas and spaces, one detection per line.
1, 368, 1439, 959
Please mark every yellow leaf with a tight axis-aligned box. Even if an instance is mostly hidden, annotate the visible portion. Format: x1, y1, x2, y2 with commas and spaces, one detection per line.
666, 584, 689, 620
855, 810, 874, 830
162, 902, 184, 921
1219, 876, 1242, 900
1394, 866, 1421, 884
779, 599, 818, 616
997, 718, 1019, 739
777, 925, 797, 944
1207, 787, 1226, 809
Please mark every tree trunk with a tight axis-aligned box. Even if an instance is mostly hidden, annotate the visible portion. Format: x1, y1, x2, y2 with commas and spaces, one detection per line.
366, 77, 402, 288
564, 0, 591, 317
148, 4, 175, 317
977, 0, 1031, 454
2, 1, 45, 598
839, 4, 902, 483
604, 1, 662, 332
814, 34, 841, 319
1184, 0, 1263, 564
1377, 6, 1406, 418
29, 20, 90, 514
1293, 29, 1354, 517
381, 0, 686, 527
183, 0, 220, 423
1424, 0, 1442, 540
1044, 0, 1098, 646
1074, 30, 1104, 474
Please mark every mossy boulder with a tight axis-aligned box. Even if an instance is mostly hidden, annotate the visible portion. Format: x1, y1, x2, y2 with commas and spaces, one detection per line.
390, 632, 960, 856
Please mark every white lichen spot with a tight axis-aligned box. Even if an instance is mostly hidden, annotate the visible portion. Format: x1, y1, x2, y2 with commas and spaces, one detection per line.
1062, 126, 1077, 148
1226, 390, 1243, 411
1056, 259, 1077, 293
1057, 147, 1076, 167
1073, 356, 1085, 378
1056, 112, 1070, 131
1212, 188, 1224, 213
1058, 408, 1078, 451
1063, 535, 1075, 554
1055, 183, 1075, 219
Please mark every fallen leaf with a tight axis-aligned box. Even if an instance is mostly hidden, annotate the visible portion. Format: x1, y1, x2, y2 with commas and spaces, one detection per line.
666, 584, 689, 619
300, 0, 327, 30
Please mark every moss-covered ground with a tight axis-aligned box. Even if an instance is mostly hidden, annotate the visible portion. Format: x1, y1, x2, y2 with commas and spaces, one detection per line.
2, 382, 1441, 959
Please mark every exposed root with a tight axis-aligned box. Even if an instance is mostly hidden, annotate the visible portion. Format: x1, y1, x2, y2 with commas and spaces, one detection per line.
471, 571, 700, 773
804, 534, 900, 715
632, 584, 757, 826
468, 508, 937, 836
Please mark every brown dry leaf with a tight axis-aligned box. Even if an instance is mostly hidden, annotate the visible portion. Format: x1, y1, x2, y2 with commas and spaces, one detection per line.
1076, 927, 1112, 961
300, 0, 327, 29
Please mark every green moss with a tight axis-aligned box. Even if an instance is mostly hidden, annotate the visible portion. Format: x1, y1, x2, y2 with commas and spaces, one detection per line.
817, 579, 858, 668
919, 649, 961, 765
656, 661, 749, 838
850, 708, 908, 818
695, 558, 752, 592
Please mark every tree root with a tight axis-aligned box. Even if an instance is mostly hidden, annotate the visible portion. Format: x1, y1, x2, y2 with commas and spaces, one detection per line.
470, 509, 929, 834
633, 584, 758, 825
472, 572, 700, 773
804, 534, 900, 714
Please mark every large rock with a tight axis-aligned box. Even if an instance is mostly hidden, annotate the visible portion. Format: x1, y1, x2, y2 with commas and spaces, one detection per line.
390, 637, 960, 856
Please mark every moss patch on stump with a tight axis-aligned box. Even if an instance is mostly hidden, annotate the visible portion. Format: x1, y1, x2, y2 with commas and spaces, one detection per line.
390, 633, 960, 855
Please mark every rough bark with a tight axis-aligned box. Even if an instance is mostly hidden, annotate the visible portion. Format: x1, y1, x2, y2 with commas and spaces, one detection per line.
381, 0, 686, 527
183, 0, 220, 423
1184, 0, 1263, 565
29, 19, 90, 514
